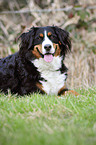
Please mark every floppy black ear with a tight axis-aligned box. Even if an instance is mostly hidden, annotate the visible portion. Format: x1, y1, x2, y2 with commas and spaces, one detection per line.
53, 26, 71, 55
19, 27, 36, 50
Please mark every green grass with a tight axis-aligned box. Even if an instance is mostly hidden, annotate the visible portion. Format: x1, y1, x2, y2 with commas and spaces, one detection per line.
0, 88, 96, 145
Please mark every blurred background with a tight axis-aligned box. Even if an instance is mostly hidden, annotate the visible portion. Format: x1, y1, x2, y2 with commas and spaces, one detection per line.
0, 0, 96, 89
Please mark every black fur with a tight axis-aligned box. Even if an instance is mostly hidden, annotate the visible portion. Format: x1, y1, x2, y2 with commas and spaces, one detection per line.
0, 26, 71, 95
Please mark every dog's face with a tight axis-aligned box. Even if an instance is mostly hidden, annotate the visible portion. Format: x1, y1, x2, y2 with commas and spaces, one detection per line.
20, 26, 71, 62
33, 27, 62, 62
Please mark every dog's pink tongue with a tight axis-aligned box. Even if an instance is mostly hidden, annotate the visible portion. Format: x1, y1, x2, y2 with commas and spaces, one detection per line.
44, 54, 53, 62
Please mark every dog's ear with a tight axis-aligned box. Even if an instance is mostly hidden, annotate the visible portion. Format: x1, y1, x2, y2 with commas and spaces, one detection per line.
53, 26, 71, 54
19, 27, 37, 50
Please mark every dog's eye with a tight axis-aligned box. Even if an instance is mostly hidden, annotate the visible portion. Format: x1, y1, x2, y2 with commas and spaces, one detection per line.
49, 34, 57, 40
49, 35, 54, 39
37, 36, 43, 40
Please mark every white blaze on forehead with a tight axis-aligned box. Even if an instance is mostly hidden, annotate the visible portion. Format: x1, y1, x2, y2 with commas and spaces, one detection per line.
43, 30, 52, 45
42, 30, 55, 54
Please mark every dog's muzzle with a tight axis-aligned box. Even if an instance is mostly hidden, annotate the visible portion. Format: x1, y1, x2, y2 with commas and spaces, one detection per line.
36, 45, 57, 63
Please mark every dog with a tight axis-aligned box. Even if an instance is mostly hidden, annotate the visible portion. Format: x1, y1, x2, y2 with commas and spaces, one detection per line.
0, 26, 78, 96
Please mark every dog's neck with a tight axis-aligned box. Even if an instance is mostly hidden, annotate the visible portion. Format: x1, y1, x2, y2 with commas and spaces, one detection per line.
32, 56, 63, 72
32, 56, 67, 95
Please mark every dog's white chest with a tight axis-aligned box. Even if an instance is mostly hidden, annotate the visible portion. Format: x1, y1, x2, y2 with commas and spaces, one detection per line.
40, 70, 66, 95
32, 57, 67, 95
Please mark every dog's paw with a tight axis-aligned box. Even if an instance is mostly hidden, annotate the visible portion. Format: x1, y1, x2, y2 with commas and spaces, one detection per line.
65, 90, 79, 96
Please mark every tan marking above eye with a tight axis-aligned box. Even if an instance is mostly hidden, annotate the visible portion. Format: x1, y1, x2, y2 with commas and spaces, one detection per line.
39, 33, 43, 37
48, 32, 52, 36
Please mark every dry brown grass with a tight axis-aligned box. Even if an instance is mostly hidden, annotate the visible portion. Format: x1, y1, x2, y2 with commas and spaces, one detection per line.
65, 50, 96, 89
0, 0, 96, 89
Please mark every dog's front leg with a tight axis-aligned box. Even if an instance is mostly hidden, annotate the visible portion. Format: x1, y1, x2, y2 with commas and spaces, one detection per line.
58, 85, 79, 96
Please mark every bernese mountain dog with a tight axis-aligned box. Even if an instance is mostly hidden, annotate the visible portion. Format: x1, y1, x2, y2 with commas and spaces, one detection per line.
0, 26, 78, 96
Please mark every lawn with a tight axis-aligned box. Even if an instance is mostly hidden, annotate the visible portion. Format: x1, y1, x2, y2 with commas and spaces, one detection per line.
0, 88, 96, 145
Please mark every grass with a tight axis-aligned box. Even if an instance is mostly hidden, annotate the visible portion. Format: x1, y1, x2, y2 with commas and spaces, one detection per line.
0, 88, 96, 145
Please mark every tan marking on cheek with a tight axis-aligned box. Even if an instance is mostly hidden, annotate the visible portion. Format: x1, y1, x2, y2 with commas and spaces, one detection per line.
32, 44, 42, 59
53, 43, 61, 56
35, 44, 42, 53
40, 33, 43, 37
48, 32, 52, 36
36, 82, 46, 94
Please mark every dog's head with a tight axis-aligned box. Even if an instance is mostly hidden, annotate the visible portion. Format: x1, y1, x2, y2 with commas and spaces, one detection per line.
20, 26, 71, 62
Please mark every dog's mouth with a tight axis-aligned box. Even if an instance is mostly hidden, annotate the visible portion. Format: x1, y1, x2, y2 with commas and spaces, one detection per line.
36, 45, 57, 63
43, 53, 53, 62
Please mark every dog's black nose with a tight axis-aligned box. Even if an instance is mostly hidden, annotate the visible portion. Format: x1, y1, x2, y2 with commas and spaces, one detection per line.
44, 44, 52, 51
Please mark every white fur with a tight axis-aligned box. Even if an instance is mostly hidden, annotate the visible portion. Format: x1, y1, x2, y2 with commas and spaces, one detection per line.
32, 56, 67, 95
42, 30, 55, 54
